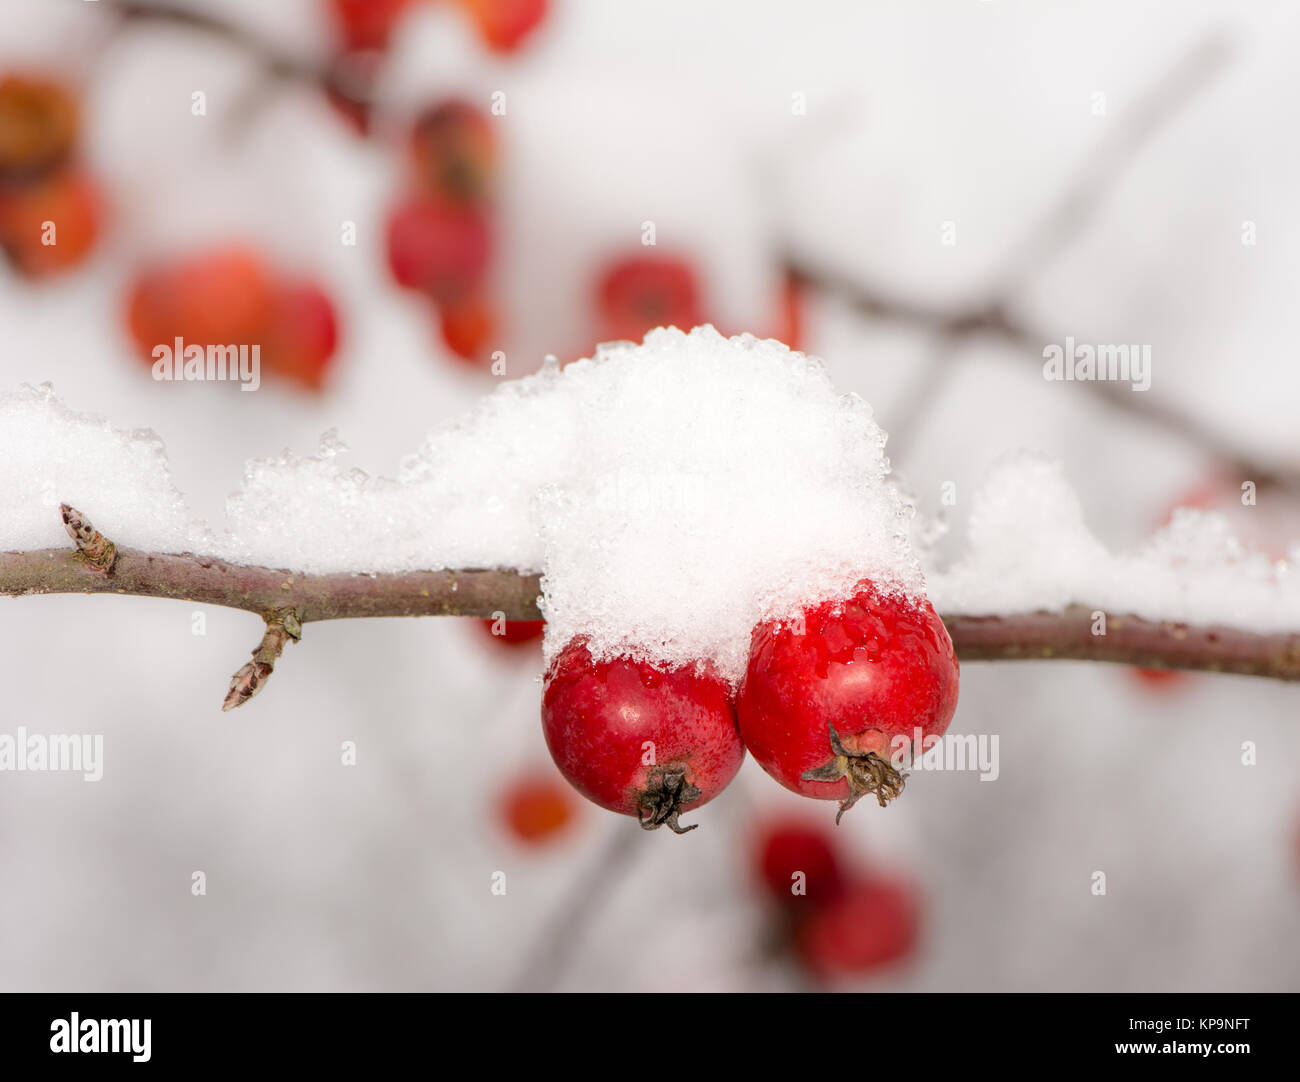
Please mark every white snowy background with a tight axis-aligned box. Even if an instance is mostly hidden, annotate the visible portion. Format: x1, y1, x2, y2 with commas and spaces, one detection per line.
0, 0, 1297, 991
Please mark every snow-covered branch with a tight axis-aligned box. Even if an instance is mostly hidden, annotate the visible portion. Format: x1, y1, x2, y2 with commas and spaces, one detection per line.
6, 333, 1298, 712
5, 509, 1298, 700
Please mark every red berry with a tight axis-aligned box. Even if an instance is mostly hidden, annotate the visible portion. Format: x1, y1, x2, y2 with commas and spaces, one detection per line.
1131, 666, 1187, 691
736, 580, 959, 820
541, 638, 744, 834
595, 254, 703, 343
262, 279, 340, 391
455, 0, 548, 53
755, 818, 844, 907
771, 269, 804, 351
479, 617, 544, 646
794, 877, 920, 979
498, 772, 576, 844
438, 291, 496, 364
0, 168, 100, 277
126, 246, 274, 358
385, 196, 491, 301
0, 73, 79, 182
328, 0, 421, 53
409, 99, 496, 205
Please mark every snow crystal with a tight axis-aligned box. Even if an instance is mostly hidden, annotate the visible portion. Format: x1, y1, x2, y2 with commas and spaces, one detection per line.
0, 385, 201, 554
926, 452, 1300, 633
534, 330, 921, 681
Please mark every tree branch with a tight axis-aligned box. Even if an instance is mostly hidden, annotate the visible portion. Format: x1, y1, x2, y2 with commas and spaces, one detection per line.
785, 31, 1300, 492
789, 262, 1300, 493
4, 526, 1298, 683
946, 608, 1300, 682
104, 0, 375, 113
0, 545, 542, 622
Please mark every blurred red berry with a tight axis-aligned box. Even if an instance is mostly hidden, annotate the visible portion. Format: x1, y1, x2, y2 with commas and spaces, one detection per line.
1155, 473, 1296, 561
1128, 477, 1237, 694
439, 291, 497, 363
755, 818, 844, 907
262, 279, 340, 391
126, 249, 341, 393
479, 617, 545, 646
126, 246, 274, 358
794, 877, 920, 980
328, 0, 422, 53
0, 73, 79, 182
409, 99, 497, 205
1152, 476, 1221, 527
0, 168, 101, 277
1131, 666, 1187, 691
455, 0, 548, 53
386, 196, 491, 302
772, 269, 804, 351
498, 772, 576, 845
596, 254, 702, 343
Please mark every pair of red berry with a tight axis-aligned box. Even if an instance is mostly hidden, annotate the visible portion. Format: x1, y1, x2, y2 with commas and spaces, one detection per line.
125, 247, 340, 392
386, 100, 499, 364
756, 818, 920, 980
541, 580, 960, 833
0, 73, 102, 279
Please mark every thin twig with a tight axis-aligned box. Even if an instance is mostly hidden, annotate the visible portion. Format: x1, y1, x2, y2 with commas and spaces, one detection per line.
991, 31, 1233, 297
222, 608, 302, 712
509, 826, 641, 992
787, 32, 1295, 490
104, 0, 374, 112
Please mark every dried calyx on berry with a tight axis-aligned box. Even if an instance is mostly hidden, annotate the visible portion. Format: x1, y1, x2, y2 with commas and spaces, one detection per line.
635, 764, 703, 835
801, 724, 906, 823
736, 580, 959, 822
